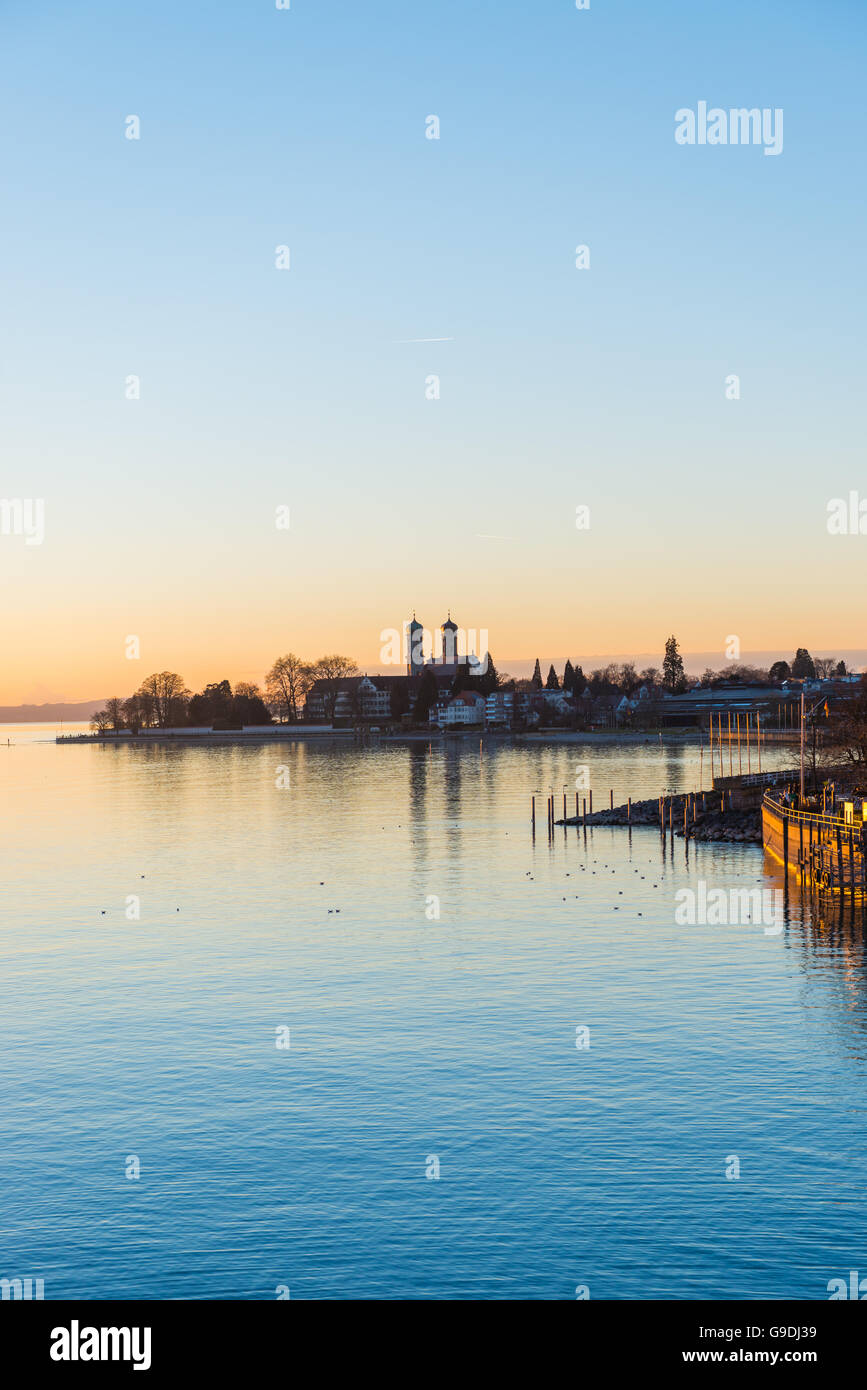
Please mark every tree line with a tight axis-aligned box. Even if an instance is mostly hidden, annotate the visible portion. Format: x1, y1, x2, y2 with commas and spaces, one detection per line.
91, 654, 359, 732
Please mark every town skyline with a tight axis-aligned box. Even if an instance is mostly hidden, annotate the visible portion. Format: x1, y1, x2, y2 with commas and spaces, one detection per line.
7, 634, 864, 722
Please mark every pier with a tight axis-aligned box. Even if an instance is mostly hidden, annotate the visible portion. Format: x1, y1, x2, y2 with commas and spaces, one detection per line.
761, 792, 867, 899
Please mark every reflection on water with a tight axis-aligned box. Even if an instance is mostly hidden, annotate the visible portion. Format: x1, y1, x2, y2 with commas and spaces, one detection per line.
1, 729, 866, 1300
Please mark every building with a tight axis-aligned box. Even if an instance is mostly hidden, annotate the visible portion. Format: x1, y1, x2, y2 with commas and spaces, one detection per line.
429, 691, 486, 728
305, 674, 413, 723
404, 610, 486, 681
485, 690, 530, 725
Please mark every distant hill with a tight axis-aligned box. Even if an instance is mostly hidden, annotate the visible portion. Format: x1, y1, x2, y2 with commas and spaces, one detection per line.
0, 700, 107, 723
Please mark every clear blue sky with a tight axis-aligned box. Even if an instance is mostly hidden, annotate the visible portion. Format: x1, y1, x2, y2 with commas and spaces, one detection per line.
1, 0, 865, 699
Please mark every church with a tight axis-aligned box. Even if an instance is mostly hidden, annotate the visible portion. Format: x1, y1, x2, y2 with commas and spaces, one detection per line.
405, 611, 480, 679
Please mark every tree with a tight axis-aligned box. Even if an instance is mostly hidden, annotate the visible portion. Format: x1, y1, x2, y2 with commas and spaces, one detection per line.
836, 660, 847, 677
105, 697, 125, 732
825, 676, 867, 767
791, 648, 816, 679
531, 659, 543, 690
413, 667, 439, 722
572, 665, 587, 696
309, 654, 359, 723
188, 680, 233, 726
662, 636, 686, 693
545, 664, 560, 690
814, 657, 837, 680
232, 682, 271, 726
137, 689, 156, 728
390, 682, 410, 720
122, 694, 144, 732
138, 672, 189, 727
90, 709, 111, 734
265, 653, 312, 723
562, 659, 575, 694
458, 653, 500, 697
769, 660, 790, 682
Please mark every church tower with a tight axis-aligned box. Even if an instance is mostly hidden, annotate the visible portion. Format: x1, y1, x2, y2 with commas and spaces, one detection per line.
406, 612, 425, 677
441, 611, 459, 667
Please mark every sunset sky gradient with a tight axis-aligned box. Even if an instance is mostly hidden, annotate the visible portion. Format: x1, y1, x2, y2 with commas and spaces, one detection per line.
1, 0, 865, 702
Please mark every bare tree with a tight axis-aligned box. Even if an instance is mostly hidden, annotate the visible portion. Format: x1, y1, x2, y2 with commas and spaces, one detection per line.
309, 654, 359, 723
265, 654, 312, 723
105, 697, 125, 732
824, 678, 867, 770
814, 657, 837, 679
138, 672, 189, 727
90, 709, 112, 734
121, 694, 144, 732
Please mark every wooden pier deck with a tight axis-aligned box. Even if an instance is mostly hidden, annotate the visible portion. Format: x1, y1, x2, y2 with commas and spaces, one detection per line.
762, 793, 867, 900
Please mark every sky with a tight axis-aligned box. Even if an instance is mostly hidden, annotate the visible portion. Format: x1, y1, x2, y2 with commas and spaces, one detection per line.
1, 0, 865, 702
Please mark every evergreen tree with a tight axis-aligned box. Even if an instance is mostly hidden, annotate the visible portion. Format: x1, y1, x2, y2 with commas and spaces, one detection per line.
390, 681, 410, 719
413, 667, 439, 721
769, 660, 790, 682
836, 660, 847, 677
531, 658, 543, 690
563, 659, 575, 694
662, 636, 686, 693
545, 664, 560, 690
478, 655, 499, 696
791, 648, 816, 679
572, 665, 587, 696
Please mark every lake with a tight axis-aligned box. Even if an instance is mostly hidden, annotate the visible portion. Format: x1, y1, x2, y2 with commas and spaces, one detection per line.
1, 725, 864, 1300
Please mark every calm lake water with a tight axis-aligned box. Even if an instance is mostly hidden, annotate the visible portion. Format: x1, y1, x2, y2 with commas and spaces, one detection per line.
1, 725, 865, 1300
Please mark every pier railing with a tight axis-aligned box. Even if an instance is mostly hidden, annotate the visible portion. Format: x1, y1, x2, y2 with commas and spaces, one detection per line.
762, 792, 860, 834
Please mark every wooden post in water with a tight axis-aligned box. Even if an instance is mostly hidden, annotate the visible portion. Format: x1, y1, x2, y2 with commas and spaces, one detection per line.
736, 713, 742, 775
728, 712, 733, 776
837, 828, 844, 896
575, 792, 579, 818
610, 789, 614, 811
583, 797, 587, 827
628, 796, 631, 821
757, 712, 762, 774
589, 790, 593, 816
531, 796, 535, 830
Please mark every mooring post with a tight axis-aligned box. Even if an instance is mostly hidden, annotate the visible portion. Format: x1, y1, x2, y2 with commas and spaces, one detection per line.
589, 790, 593, 816
627, 796, 631, 821
610, 789, 613, 810
583, 797, 587, 827
531, 796, 535, 830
